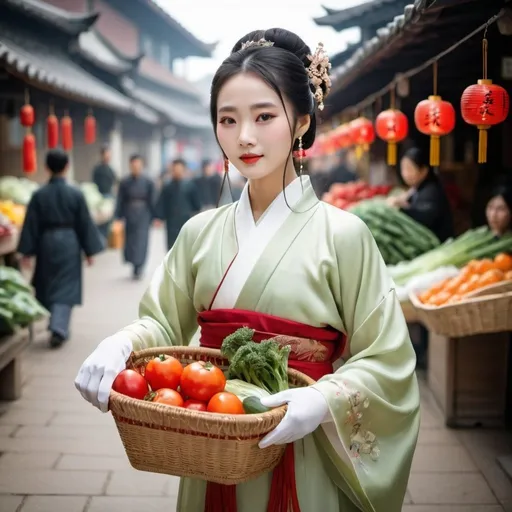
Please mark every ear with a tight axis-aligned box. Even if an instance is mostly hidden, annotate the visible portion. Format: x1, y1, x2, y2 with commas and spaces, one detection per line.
294, 114, 311, 140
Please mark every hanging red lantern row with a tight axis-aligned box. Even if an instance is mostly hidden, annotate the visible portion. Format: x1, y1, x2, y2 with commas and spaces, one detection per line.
375, 108, 408, 166
61, 113, 73, 151
23, 133, 37, 174
336, 123, 353, 150
414, 95, 455, 166
47, 103, 59, 149
460, 38, 509, 164
20, 89, 36, 174
84, 110, 96, 144
350, 117, 375, 153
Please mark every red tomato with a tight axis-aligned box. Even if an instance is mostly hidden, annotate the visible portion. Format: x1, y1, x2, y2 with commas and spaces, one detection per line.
180, 361, 226, 402
207, 392, 244, 415
112, 369, 148, 400
145, 355, 183, 391
148, 388, 184, 407
183, 399, 208, 411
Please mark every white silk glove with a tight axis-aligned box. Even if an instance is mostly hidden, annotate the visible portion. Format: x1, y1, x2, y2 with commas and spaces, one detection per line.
74, 334, 133, 413
258, 387, 331, 449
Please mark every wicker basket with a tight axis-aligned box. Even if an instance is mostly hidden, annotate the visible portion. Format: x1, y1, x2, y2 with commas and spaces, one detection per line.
400, 300, 418, 323
109, 346, 315, 485
409, 283, 512, 338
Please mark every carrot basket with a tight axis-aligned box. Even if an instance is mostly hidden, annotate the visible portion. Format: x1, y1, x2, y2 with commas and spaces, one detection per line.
409, 280, 512, 338
109, 346, 315, 485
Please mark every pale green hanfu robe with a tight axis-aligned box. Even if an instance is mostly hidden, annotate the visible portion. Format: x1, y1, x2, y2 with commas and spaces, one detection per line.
119, 176, 420, 512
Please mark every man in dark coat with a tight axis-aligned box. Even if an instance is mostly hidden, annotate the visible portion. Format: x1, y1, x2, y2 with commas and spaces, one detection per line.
194, 159, 222, 210
156, 158, 201, 251
18, 149, 105, 348
115, 154, 156, 279
92, 145, 117, 238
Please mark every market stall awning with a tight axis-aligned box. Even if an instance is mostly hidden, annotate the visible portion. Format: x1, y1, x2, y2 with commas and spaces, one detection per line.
130, 86, 211, 130
0, 23, 159, 124
325, 0, 507, 116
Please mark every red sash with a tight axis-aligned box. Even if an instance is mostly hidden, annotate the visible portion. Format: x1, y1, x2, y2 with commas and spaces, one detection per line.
198, 308, 345, 512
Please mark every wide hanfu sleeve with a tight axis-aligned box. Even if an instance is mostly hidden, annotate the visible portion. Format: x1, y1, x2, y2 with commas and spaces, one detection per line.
118, 215, 201, 351
312, 214, 420, 512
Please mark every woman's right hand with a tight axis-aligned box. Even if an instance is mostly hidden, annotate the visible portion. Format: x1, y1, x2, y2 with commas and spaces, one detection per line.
74, 334, 133, 413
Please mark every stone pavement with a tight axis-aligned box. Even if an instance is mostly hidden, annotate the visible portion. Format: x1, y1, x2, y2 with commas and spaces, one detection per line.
0, 228, 511, 512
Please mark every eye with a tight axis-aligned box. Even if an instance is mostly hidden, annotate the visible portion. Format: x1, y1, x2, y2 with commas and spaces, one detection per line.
219, 117, 235, 125
257, 113, 275, 122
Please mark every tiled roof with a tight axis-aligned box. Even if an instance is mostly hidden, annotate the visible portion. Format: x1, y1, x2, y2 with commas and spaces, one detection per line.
0, 22, 159, 123
76, 30, 135, 75
5, 0, 98, 36
129, 85, 211, 130
314, 0, 406, 28
329, 0, 429, 92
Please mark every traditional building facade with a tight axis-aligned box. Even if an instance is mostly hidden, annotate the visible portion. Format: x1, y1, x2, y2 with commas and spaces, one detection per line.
0, 0, 214, 183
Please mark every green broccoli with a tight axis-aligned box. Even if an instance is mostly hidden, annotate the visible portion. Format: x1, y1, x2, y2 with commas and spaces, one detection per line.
226, 338, 290, 394
220, 327, 255, 360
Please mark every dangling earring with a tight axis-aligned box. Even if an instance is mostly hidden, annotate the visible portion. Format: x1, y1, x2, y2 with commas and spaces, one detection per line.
298, 136, 304, 176
217, 157, 234, 207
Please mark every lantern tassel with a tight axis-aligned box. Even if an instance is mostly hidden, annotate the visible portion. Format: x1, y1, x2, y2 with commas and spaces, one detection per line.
355, 145, 364, 161
387, 142, 397, 166
430, 135, 440, 167
478, 128, 488, 164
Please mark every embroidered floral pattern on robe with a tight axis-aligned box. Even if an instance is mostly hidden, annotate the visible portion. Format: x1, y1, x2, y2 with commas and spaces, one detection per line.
340, 380, 380, 462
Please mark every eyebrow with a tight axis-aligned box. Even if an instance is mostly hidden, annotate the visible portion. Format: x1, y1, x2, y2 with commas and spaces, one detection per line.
218, 102, 278, 113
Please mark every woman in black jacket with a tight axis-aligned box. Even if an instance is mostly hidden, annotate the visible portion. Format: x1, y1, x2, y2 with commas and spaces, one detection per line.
388, 147, 454, 242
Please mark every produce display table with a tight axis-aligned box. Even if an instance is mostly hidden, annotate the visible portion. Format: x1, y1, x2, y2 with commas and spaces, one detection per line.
428, 331, 510, 428
0, 327, 30, 400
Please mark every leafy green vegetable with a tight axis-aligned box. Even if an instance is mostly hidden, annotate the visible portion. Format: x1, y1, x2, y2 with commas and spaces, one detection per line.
221, 328, 290, 395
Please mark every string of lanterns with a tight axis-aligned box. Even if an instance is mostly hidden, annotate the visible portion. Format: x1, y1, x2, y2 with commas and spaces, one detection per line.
309, 10, 509, 167
19, 93, 98, 174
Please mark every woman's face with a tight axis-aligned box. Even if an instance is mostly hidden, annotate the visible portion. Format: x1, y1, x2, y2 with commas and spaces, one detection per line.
400, 157, 427, 188
215, 72, 308, 181
486, 195, 511, 235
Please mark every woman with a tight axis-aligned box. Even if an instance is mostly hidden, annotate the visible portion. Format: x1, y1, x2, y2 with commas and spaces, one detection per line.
486, 184, 512, 239
75, 29, 419, 512
388, 147, 454, 242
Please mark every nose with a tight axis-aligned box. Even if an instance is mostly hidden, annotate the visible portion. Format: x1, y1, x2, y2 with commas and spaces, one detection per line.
237, 122, 256, 147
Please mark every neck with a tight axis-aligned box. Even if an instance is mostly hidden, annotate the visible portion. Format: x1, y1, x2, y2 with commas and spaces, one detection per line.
248, 158, 297, 222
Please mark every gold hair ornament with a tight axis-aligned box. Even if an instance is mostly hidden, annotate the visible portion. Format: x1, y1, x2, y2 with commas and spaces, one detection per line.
240, 38, 275, 50
306, 43, 332, 111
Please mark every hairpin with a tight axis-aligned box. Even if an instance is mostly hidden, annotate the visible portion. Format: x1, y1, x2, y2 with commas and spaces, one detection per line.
240, 38, 275, 51
306, 43, 332, 111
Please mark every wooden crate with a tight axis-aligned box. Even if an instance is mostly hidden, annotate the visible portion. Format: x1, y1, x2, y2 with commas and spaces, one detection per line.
428, 331, 510, 428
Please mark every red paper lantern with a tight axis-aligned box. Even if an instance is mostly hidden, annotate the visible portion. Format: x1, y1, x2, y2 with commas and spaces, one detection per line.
375, 109, 408, 165
61, 115, 73, 151
336, 124, 353, 149
20, 104, 34, 127
460, 79, 509, 163
414, 95, 456, 166
23, 133, 37, 174
84, 114, 96, 144
47, 115, 59, 149
350, 117, 375, 155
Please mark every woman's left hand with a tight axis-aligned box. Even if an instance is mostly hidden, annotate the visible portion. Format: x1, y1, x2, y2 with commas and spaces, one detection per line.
258, 387, 330, 448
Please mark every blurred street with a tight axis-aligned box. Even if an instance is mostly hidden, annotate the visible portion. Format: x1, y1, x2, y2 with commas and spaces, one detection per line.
0, 230, 510, 511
